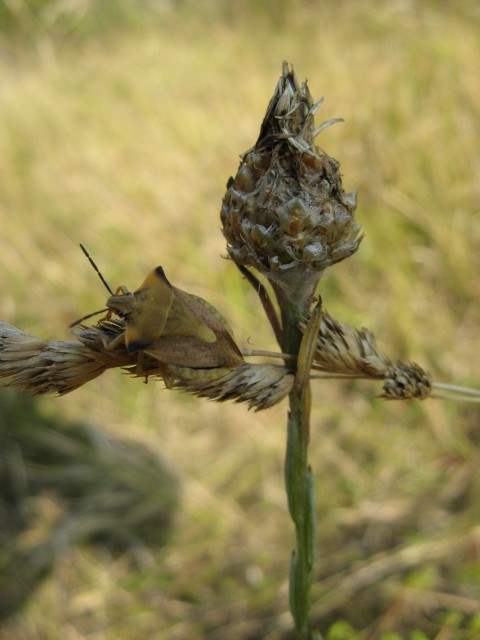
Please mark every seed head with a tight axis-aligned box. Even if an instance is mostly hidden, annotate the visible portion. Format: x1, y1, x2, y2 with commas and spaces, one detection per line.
382, 362, 432, 400
221, 62, 362, 303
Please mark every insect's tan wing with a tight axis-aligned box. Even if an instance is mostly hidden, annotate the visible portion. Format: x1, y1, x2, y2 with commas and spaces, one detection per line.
146, 282, 244, 369
144, 332, 243, 369
162, 290, 217, 343
170, 287, 244, 367
173, 290, 237, 338
144, 336, 223, 368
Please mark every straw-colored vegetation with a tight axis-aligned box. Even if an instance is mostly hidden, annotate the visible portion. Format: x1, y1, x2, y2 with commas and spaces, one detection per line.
1, 1, 480, 638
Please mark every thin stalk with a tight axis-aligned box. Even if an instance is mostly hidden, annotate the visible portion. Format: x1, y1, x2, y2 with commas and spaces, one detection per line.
236, 265, 283, 344
280, 299, 322, 640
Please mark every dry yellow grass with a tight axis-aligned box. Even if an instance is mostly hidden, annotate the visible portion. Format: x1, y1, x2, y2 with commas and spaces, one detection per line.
1, 1, 480, 638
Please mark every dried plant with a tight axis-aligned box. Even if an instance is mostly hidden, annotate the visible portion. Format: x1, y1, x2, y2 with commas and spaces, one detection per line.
1, 62, 479, 639
219, 62, 479, 638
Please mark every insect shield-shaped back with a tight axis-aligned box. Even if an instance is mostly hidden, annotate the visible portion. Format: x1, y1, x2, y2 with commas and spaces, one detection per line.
106, 266, 244, 373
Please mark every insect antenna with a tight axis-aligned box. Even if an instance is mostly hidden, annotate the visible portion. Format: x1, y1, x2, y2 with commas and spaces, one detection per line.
69, 244, 113, 328
69, 308, 109, 329
79, 243, 114, 295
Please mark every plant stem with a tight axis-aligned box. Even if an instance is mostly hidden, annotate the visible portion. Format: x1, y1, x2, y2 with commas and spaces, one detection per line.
280, 300, 321, 639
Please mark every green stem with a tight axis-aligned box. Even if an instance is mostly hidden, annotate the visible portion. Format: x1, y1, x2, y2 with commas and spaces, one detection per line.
280, 301, 320, 640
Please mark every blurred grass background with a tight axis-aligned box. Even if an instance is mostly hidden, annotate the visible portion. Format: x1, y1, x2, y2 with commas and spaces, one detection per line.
0, 0, 480, 638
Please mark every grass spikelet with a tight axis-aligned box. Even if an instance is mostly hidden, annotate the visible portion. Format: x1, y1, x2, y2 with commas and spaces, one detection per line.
171, 362, 295, 411
0, 320, 293, 409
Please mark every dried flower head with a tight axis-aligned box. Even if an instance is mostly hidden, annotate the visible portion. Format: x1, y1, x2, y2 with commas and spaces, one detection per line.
221, 62, 362, 303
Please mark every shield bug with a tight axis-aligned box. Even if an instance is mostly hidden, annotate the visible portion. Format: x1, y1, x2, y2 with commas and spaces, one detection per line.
71, 245, 244, 385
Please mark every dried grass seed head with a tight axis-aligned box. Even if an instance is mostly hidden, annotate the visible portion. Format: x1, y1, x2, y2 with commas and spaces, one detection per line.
382, 362, 432, 400
170, 362, 295, 411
